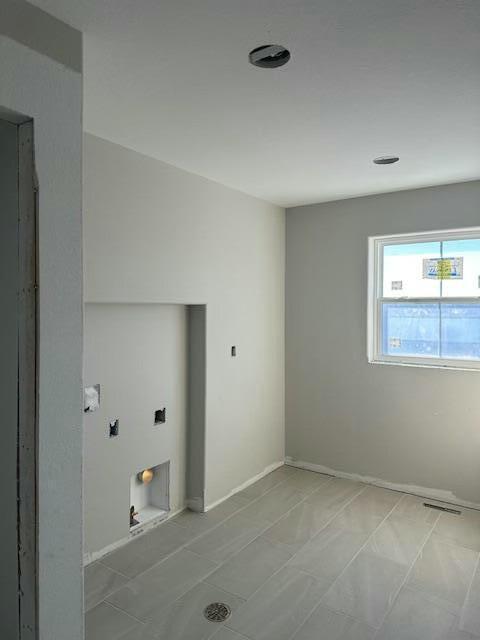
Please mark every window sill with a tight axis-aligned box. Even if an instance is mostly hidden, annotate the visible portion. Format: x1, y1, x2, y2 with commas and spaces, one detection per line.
368, 358, 480, 373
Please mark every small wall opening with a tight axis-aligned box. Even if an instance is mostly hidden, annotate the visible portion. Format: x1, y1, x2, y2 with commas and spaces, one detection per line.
130, 461, 170, 531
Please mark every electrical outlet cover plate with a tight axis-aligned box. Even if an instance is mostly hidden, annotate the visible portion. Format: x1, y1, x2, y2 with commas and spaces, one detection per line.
84, 384, 100, 413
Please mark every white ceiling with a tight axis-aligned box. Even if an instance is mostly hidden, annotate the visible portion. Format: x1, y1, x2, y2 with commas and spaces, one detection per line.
32, 0, 480, 207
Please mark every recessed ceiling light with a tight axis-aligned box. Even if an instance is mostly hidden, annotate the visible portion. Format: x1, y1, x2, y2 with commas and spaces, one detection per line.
373, 155, 400, 165
249, 44, 291, 69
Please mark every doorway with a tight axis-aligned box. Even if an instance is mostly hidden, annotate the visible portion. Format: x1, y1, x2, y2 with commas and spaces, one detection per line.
0, 117, 38, 639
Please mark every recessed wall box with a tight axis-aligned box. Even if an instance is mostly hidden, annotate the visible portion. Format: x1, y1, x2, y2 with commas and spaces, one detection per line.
109, 419, 119, 437
154, 408, 166, 424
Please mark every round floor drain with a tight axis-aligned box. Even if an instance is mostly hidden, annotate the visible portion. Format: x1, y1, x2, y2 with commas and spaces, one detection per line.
203, 602, 232, 622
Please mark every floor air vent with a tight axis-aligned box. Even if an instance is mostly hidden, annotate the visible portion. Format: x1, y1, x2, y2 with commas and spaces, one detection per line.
203, 603, 232, 622
423, 503, 461, 515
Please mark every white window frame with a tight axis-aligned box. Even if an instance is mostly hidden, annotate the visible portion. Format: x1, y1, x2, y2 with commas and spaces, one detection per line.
368, 227, 480, 371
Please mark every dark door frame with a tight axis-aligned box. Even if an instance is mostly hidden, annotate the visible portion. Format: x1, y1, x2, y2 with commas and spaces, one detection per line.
17, 120, 39, 640
0, 114, 39, 639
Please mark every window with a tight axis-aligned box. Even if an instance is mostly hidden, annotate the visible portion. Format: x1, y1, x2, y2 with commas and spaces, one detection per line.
368, 228, 480, 370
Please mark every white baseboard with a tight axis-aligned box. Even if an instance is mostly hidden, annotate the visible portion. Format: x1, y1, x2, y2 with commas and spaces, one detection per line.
84, 459, 285, 566
285, 457, 480, 512
83, 506, 184, 567
204, 460, 285, 512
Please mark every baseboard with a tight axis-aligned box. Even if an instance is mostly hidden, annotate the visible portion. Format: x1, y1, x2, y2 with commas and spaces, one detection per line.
285, 456, 480, 512
204, 459, 285, 512
83, 506, 185, 567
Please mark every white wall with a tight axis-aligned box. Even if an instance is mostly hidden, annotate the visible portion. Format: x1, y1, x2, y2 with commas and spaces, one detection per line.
286, 180, 480, 506
84, 304, 187, 555
84, 133, 286, 508
0, 11, 83, 639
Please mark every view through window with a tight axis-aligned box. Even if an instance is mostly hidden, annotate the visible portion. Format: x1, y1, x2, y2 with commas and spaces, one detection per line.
370, 230, 480, 368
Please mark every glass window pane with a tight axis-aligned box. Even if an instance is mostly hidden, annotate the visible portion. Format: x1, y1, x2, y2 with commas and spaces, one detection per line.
383, 242, 441, 298
441, 239, 480, 298
382, 302, 440, 357
441, 303, 480, 360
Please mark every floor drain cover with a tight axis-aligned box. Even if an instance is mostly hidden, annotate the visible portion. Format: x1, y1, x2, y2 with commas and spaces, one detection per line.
203, 602, 232, 622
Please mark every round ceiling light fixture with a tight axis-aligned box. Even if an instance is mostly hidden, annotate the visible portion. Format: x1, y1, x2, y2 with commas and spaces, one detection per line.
373, 155, 400, 165
249, 44, 291, 68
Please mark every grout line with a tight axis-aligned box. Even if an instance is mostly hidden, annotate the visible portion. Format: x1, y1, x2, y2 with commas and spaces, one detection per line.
99, 600, 148, 626
97, 560, 132, 580
221, 483, 373, 639
101, 472, 345, 624
212, 628, 253, 640
228, 479, 369, 602
94, 473, 480, 640
92, 471, 414, 638
316, 493, 405, 610
289, 493, 405, 637
458, 548, 480, 631
370, 512, 441, 638
97, 467, 304, 607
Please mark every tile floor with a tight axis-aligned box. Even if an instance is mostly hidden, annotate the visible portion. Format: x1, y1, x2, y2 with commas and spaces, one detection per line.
85, 465, 480, 640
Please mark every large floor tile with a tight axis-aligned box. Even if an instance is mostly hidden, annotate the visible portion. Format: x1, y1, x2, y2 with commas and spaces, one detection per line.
85, 562, 129, 611
322, 551, 407, 629
106, 549, 217, 622
447, 620, 480, 640
240, 483, 306, 525
306, 478, 365, 512
292, 604, 375, 640
205, 536, 292, 599
263, 500, 337, 553
102, 522, 194, 578
211, 629, 247, 640
328, 501, 386, 534
459, 557, 480, 636
289, 524, 369, 583
186, 514, 266, 564
392, 494, 442, 524
434, 509, 480, 552
364, 515, 432, 566
376, 587, 456, 640
85, 602, 144, 640
226, 566, 329, 640
407, 534, 478, 615
172, 499, 246, 536
142, 581, 245, 640
353, 487, 402, 514
236, 468, 291, 501
282, 469, 331, 495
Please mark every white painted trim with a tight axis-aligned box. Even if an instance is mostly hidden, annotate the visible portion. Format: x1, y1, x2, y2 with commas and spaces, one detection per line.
204, 460, 285, 512
84, 459, 285, 565
285, 457, 480, 512
368, 227, 480, 371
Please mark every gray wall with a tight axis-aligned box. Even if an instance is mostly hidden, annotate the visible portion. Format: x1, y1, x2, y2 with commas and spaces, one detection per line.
0, 7, 83, 639
84, 304, 187, 555
286, 181, 480, 505
84, 133, 286, 507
